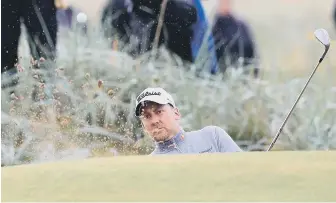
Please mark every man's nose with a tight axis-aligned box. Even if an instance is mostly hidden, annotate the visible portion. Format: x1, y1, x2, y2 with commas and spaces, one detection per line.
150, 115, 160, 126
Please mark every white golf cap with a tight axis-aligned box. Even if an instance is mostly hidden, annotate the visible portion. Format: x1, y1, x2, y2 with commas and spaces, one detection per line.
135, 87, 176, 116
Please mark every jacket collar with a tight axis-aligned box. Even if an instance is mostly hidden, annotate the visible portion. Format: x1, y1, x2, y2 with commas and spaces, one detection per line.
155, 130, 185, 151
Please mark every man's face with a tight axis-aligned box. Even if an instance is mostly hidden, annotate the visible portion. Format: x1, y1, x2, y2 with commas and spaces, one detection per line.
218, 0, 232, 15
139, 102, 181, 142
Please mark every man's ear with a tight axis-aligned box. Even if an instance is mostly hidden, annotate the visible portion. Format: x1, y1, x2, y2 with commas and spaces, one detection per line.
174, 107, 181, 120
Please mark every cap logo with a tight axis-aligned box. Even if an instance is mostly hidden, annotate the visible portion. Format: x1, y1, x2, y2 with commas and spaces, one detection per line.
137, 91, 161, 102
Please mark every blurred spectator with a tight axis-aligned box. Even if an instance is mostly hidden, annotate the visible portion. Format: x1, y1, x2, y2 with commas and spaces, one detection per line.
1, 0, 58, 80
101, 0, 201, 65
101, 0, 129, 43
56, 5, 88, 35
189, 0, 218, 74
57, 6, 74, 29
212, 0, 259, 77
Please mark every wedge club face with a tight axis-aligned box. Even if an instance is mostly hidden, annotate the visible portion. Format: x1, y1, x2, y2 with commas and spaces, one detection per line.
314, 28, 330, 47
314, 29, 331, 62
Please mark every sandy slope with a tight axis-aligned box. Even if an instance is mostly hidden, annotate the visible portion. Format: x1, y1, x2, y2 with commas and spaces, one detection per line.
2, 151, 336, 201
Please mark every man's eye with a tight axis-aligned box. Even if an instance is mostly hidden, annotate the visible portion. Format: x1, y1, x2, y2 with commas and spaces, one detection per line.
141, 114, 150, 119
157, 110, 163, 114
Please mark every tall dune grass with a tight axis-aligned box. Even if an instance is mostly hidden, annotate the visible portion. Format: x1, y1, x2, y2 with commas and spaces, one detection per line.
1, 9, 336, 167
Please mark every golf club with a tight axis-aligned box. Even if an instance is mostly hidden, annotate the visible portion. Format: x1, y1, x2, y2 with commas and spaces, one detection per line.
266, 28, 331, 151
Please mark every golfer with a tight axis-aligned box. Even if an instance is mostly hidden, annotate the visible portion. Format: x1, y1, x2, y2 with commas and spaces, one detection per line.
135, 87, 243, 155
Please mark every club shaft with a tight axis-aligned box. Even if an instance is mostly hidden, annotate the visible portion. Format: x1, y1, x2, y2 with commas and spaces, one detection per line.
267, 58, 324, 151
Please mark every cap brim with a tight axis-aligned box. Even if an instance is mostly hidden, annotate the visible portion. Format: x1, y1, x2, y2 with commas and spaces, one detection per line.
135, 95, 170, 117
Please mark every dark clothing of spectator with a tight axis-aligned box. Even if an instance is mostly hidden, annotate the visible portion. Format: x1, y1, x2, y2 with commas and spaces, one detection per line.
212, 14, 258, 76
1, 0, 58, 75
101, 0, 197, 62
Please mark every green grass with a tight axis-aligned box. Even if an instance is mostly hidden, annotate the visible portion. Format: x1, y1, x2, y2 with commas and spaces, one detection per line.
2, 151, 336, 201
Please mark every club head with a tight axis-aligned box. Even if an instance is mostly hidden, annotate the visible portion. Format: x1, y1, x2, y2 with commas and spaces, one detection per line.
314, 28, 330, 48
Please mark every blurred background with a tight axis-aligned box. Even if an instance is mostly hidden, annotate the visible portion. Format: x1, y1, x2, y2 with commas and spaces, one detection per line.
1, 0, 336, 166
66, 0, 336, 75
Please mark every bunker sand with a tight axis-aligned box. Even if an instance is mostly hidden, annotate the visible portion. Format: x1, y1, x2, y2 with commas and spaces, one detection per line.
2, 151, 336, 201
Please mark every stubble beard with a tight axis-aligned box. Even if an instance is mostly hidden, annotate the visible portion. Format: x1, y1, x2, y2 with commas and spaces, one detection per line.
151, 128, 170, 142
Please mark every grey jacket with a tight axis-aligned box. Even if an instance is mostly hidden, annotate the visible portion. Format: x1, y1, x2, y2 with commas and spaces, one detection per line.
151, 126, 243, 155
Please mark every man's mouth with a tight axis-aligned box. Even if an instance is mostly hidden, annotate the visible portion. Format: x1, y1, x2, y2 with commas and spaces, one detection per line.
153, 128, 163, 135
